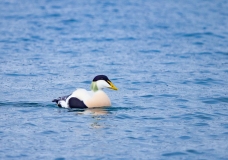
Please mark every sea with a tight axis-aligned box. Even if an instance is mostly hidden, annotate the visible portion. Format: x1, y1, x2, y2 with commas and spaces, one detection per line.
0, 0, 228, 159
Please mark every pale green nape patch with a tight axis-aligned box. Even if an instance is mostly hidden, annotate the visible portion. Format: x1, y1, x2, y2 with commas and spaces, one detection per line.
91, 82, 98, 92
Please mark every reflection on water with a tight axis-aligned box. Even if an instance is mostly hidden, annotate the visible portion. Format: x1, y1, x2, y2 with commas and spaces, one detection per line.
75, 108, 109, 116
69, 107, 110, 116
69, 107, 111, 129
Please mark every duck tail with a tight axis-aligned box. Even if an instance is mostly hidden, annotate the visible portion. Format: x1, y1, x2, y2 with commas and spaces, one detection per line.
52, 94, 71, 107
52, 98, 61, 107
52, 99, 59, 103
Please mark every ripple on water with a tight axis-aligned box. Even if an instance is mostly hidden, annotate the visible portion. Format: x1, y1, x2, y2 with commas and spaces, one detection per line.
139, 49, 161, 54
162, 152, 187, 157
215, 51, 228, 56
41, 130, 58, 135
223, 132, 228, 135
140, 94, 154, 98
193, 42, 204, 46
61, 18, 79, 24
181, 113, 195, 120
0, 102, 48, 108
186, 149, 203, 155
194, 78, 223, 86
194, 112, 214, 120
221, 123, 228, 129
54, 158, 65, 160
175, 32, 225, 39
202, 97, 228, 104
194, 122, 209, 127
137, 114, 165, 121
158, 94, 179, 98
23, 123, 37, 127
179, 136, 191, 140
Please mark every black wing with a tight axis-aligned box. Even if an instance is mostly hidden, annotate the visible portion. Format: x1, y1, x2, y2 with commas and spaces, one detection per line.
52, 94, 71, 106
52, 94, 88, 108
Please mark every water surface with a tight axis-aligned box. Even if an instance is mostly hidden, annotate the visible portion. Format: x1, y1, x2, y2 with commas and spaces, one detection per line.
0, 0, 228, 159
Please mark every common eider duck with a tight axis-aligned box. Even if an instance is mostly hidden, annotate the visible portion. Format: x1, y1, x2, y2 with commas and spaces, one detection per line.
52, 75, 118, 108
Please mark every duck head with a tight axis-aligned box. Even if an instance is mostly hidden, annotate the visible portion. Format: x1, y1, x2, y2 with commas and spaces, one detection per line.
91, 75, 118, 92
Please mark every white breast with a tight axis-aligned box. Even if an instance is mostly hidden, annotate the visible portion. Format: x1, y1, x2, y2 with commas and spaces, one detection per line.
66, 89, 111, 108
84, 90, 111, 108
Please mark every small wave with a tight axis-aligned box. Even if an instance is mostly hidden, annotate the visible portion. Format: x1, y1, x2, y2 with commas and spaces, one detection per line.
194, 78, 223, 86
215, 51, 228, 56
179, 136, 191, 140
194, 122, 209, 126
0, 101, 54, 108
162, 152, 187, 157
139, 49, 161, 54
61, 18, 79, 25
140, 94, 154, 98
186, 149, 203, 155
201, 97, 228, 104
158, 94, 178, 98
175, 32, 225, 39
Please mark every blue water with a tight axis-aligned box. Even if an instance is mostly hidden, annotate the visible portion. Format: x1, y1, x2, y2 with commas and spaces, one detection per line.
0, 0, 228, 159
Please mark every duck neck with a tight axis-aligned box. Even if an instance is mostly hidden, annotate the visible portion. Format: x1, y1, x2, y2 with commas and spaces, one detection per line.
91, 82, 99, 92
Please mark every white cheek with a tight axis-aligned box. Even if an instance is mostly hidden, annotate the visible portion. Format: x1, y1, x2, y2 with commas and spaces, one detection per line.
97, 80, 110, 89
